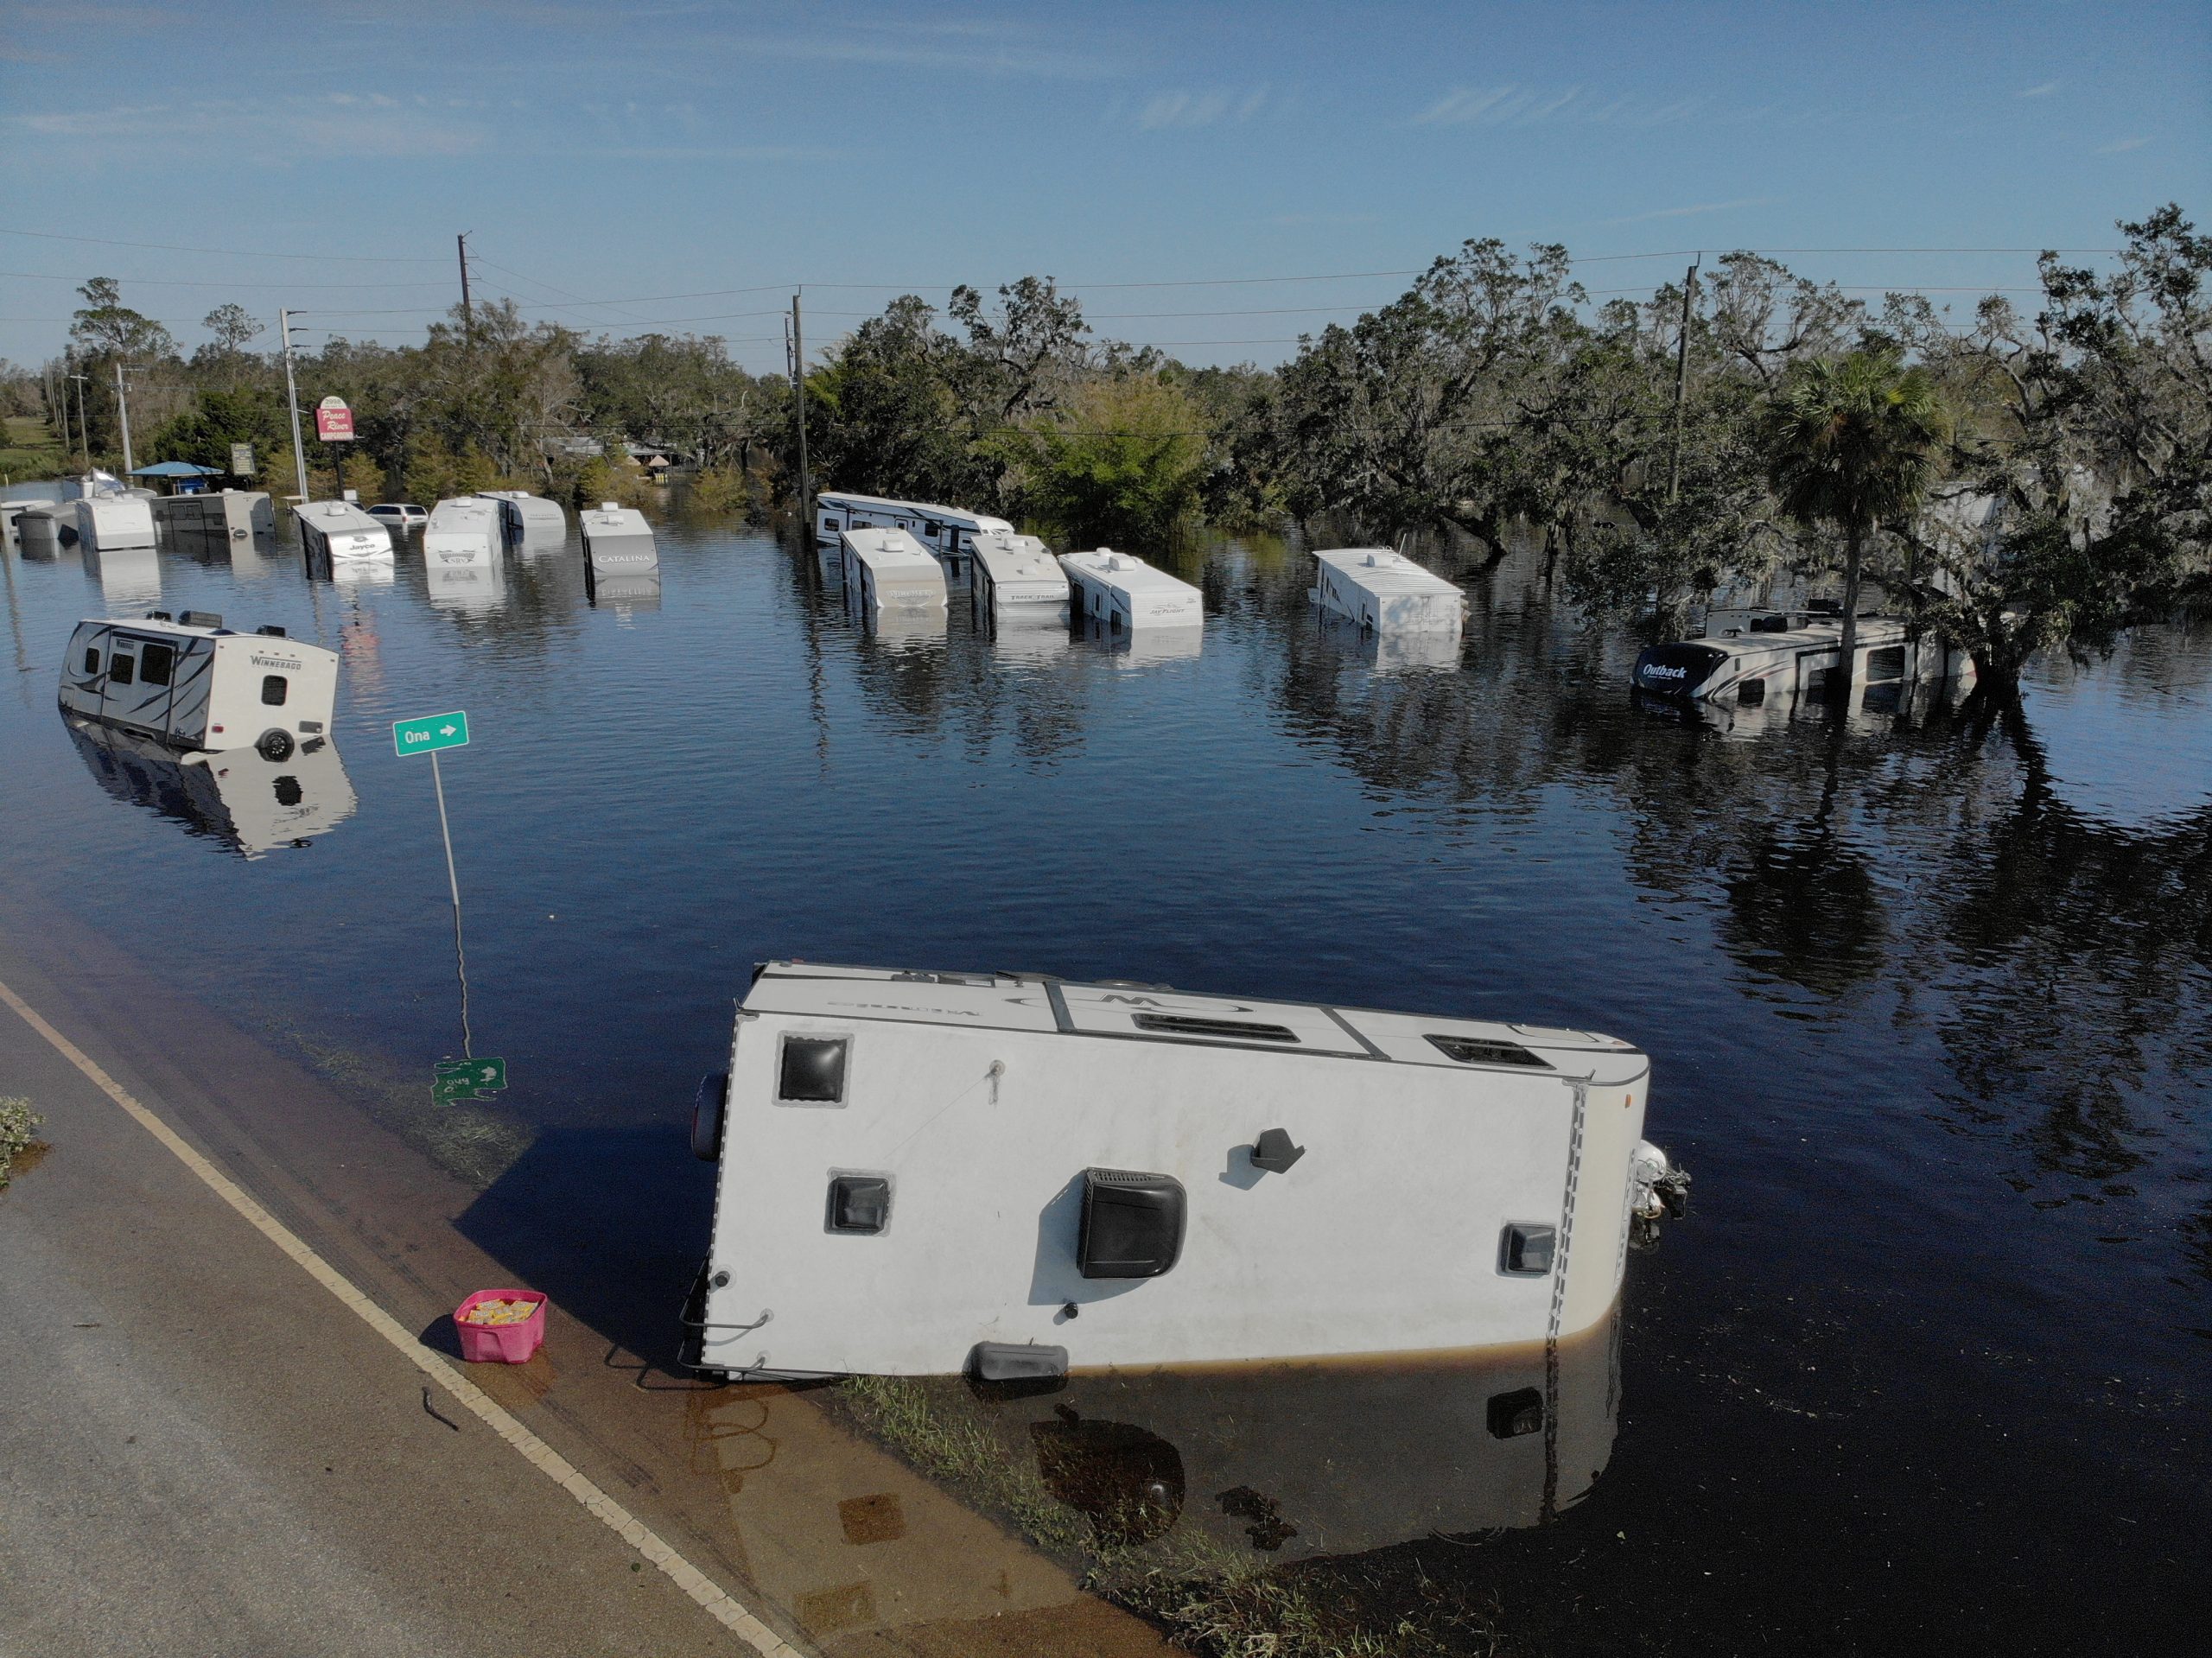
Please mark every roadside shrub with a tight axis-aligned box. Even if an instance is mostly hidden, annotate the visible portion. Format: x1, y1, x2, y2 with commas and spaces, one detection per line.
0, 1096, 44, 1189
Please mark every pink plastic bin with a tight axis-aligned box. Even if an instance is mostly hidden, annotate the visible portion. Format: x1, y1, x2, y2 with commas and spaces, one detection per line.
453, 1288, 548, 1363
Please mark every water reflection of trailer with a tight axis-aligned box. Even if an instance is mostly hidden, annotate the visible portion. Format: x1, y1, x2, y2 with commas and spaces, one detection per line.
579, 503, 658, 573
1077, 613, 1202, 664
683, 962, 1680, 1381
58, 612, 338, 759
293, 500, 392, 562
64, 718, 356, 859
1310, 547, 1465, 633
1632, 615, 1974, 709
837, 528, 947, 615
1060, 549, 1203, 634
1314, 611, 1463, 673
475, 489, 568, 546
586, 569, 661, 612
425, 557, 505, 614
969, 530, 1068, 620
423, 498, 499, 567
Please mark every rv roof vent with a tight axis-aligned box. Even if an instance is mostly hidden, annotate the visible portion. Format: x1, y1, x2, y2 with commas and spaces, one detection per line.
179, 609, 223, 629
144, 609, 173, 621
1427, 1034, 1551, 1069
1363, 552, 1379, 565
1131, 1013, 1298, 1044
256, 624, 288, 638
600, 501, 619, 511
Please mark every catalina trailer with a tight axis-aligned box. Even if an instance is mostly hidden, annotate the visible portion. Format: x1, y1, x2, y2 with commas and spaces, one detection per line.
1311, 547, 1466, 633
58, 612, 338, 760
579, 502, 657, 573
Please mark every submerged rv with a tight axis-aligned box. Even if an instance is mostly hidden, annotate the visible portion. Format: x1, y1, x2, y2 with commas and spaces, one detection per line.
154, 490, 274, 543
1311, 548, 1466, 633
579, 502, 657, 573
293, 500, 392, 562
683, 962, 1682, 1382
1632, 615, 1974, 708
814, 492, 1014, 586
476, 489, 568, 546
423, 498, 500, 567
969, 530, 1069, 619
58, 612, 339, 760
66, 719, 356, 859
1060, 549, 1204, 632
838, 527, 948, 614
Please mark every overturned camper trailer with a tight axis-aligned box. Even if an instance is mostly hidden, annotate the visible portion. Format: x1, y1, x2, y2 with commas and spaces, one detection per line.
154, 490, 273, 543
475, 489, 568, 546
683, 962, 1683, 1381
423, 497, 500, 568
1632, 615, 1974, 708
1060, 548, 1203, 633
58, 612, 339, 760
65, 718, 357, 860
293, 500, 392, 563
815, 492, 1014, 586
579, 502, 657, 573
838, 527, 948, 615
1312, 547, 1466, 633
969, 530, 1070, 619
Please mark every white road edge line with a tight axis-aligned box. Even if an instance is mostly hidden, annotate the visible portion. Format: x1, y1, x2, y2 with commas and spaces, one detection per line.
0, 975, 804, 1658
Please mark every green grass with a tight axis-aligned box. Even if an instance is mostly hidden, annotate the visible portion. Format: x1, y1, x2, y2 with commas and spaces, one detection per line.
0, 416, 71, 483
0, 1096, 46, 1190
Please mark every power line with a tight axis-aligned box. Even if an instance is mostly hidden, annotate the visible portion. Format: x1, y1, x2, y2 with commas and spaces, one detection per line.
0, 226, 451, 263
1, 267, 461, 291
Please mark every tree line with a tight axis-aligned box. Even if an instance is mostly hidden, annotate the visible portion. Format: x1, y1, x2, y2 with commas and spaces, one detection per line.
8, 204, 2202, 703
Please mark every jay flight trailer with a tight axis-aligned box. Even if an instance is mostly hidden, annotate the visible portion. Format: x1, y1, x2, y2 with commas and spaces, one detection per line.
475, 489, 569, 547
292, 500, 392, 562
837, 526, 949, 615
1310, 547, 1467, 634
683, 962, 1683, 1382
1060, 549, 1204, 633
1632, 614, 1975, 708
58, 612, 338, 761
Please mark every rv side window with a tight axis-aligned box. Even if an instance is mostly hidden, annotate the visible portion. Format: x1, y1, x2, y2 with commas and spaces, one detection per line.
83, 645, 100, 674
261, 675, 289, 707
1737, 677, 1766, 707
777, 1035, 850, 1105
139, 643, 175, 687
110, 653, 136, 686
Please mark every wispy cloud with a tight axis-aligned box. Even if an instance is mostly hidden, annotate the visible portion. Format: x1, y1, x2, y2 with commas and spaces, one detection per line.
1413, 85, 1701, 129
1262, 211, 1382, 228
1595, 197, 1779, 226
1133, 86, 1270, 130
8, 97, 488, 160
2015, 81, 2062, 98
2095, 136, 2151, 153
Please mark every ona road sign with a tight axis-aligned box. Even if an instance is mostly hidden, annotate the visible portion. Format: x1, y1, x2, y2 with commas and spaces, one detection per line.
315, 395, 353, 441
393, 709, 469, 757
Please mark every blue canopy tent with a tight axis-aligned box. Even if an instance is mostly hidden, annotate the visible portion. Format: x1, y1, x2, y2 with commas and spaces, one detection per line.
130, 461, 225, 495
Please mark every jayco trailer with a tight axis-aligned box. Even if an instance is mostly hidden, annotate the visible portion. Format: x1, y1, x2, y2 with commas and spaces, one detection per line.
58, 612, 339, 759
838, 527, 948, 614
579, 502, 658, 572
423, 498, 500, 567
476, 489, 568, 546
683, 962, 1682, 1381
1060, 549, 1204, 632
1312, 548, 1466, 633
65, 719, 357, 859
970, 530, 1069, 619
293, 500, 392, 562
1633, 615, 1974, 708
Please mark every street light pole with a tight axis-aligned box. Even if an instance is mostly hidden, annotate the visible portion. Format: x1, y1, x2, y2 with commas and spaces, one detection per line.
279, 309, 311, 503
113, 361, 136, 476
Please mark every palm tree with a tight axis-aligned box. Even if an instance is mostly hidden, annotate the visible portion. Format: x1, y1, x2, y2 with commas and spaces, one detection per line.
1760, 349, 1951, 706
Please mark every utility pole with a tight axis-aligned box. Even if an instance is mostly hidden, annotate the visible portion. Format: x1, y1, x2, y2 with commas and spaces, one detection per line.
112, 361, 136, 476
790, 289, 810, 525
68, 375, 90, 472
49, 366, 71, 470
457, 232, 474, 349
279, 309, 311, 503
1666, 257, 1700, 505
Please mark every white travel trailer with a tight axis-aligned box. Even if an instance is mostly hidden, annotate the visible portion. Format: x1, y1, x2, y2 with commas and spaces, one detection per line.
1632, 615, 1974, 708
65, 719, 357, 860
683, 962, 1683, 1381
814, 492, 1014, 586
70, 492, 157, 552
837, 527, 948, 615
579, 502, 658, 573
1311, 547, 1466, 633
423, 497, 500, 568
969, 530, 1069, 619
293, 500, 393, 563
57, 612, 339, 760
475, 489, 568, 546
154, 490, 274, 543
1060, 548, 1204, 632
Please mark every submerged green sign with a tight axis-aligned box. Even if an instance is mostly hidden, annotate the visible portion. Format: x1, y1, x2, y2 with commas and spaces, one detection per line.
393, 710, 469, 758
433, 1057, 507, 1103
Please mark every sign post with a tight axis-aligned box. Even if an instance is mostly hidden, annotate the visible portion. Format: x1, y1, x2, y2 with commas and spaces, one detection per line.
229, 441, 257, 478
393, 710, 498, 1092
315, 394, 353, 499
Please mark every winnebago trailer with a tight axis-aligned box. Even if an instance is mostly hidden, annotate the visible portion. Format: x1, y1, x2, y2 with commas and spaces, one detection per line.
1060, 548, 1203, 632
969, 530, 1069, 619
1632, 615, 1974, 708
154, 490, 273, 543
1312, 547, 1466, 633
58, 613, 338, 760
579, 502, 658, 572
64, 718, 357, 859
475, 489, 568, 546
423, 497, 499, 568
683, 962, 1684, 1380
838, 527, 948, 615
293, 500, 392, 562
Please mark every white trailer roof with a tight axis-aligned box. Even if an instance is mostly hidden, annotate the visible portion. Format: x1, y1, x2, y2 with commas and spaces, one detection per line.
743, 962, 1643, 1083
1060, 548, 1202, 600
580, 503, 652, 537
841, 527, 946, 600
427, 497, 499, 531
971, 531, 1066, 588
1314, 547, 1463, 598
293, 500, 385, 536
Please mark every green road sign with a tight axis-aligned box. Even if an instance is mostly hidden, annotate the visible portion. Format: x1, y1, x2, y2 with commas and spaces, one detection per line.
433, 1056, 507, 1103
393, 709, 469, 758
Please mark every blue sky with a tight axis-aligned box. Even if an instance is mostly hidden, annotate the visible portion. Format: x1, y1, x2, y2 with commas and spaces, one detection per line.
3, 0, 2205, 373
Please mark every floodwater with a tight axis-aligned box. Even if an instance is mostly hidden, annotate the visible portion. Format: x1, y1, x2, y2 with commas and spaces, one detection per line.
1, 499, 2205, 1656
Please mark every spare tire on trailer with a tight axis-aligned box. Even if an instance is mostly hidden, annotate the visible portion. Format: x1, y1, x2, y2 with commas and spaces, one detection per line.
256, 728, 294, 761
